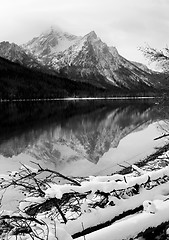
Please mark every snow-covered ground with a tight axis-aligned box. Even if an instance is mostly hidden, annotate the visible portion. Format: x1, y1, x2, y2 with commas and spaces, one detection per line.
2, 162, 169, 239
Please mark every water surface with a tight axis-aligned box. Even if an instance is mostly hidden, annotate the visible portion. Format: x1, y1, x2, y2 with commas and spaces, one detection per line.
0, 99, 169, 177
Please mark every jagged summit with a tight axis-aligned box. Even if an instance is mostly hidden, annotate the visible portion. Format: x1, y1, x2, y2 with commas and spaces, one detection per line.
43, 25, 63, 34
41, 26, 79, 41
83, 31, 98, 41
0, 41, 21, 52
22, 27, 80, 58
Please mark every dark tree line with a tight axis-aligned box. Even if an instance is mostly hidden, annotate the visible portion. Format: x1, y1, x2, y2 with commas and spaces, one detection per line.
0, 57, 106, 100
0, 55, 166, 100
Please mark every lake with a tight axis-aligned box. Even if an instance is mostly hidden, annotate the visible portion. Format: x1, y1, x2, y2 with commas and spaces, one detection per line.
0, 99, 169, 177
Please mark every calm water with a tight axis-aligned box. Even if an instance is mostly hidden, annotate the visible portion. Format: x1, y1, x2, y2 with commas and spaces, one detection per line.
0, 99, 169, 177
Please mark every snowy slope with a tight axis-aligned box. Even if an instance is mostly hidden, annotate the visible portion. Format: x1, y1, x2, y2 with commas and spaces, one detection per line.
132, 61, 153, 74
22, 27, 81, 60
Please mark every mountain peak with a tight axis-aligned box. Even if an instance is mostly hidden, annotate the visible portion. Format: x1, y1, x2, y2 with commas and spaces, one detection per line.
42, 25, 63, 36
0, 41, 16, 47
23, 27, 80, 57
84, 31, 98, 41
42, 26, 79, 41
50, 25, 63, 33
0, 41, 23, 53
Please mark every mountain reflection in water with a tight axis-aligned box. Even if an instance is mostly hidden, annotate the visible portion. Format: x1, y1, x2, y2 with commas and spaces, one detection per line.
0, 100, 168, 176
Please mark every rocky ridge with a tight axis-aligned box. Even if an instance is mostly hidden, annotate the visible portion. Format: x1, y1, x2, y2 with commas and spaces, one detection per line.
0, 41, 40, 68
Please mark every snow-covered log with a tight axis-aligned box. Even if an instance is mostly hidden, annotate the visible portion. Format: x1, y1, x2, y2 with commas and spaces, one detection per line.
76, 199, 169, 240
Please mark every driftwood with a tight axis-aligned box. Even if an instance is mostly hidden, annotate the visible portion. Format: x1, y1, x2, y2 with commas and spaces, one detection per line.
1, 162, 169, 239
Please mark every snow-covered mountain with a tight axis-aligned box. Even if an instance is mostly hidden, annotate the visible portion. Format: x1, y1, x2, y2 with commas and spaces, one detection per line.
22, 27, 80, 61
50, 31, 152, 89
22, 28, 154, 90
0, 41, 40, 68
0, 27, 156, 91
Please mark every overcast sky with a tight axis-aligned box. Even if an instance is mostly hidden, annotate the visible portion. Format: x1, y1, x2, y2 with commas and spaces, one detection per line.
0, 0, 169, 65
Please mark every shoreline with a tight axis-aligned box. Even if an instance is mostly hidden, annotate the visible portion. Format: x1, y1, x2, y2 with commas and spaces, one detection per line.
0, 96, 158, 103
117, 141, 169, 175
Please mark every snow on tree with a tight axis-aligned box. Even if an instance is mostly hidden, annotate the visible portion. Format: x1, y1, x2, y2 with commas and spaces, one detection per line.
139, 45, 169, 72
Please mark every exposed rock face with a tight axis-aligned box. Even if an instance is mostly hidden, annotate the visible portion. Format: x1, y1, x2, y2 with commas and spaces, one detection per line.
0, 41, 40, 68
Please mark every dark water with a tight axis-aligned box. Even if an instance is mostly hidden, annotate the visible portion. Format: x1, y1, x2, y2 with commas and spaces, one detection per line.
0, 99, 168, 176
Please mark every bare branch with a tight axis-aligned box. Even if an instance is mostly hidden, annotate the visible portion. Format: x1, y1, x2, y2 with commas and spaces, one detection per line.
139, 45, 169, 71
